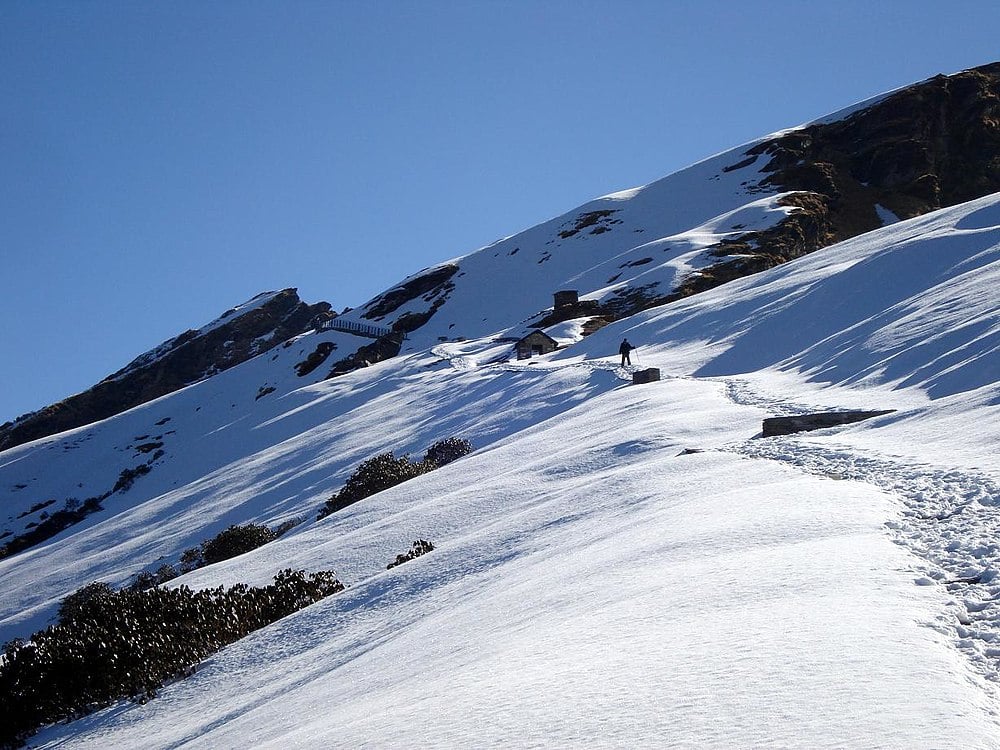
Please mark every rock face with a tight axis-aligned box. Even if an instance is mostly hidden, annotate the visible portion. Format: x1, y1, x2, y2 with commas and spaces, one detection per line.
326, 332, 406, 378
606, 62, 1000, 317
360, 264, 458, 324
696, 63, 1000, 291
0, 289, 331, 451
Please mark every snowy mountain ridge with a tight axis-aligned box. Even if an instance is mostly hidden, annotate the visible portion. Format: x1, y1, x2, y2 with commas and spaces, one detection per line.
0, 289, 331, 452
2, 64, 1000, 748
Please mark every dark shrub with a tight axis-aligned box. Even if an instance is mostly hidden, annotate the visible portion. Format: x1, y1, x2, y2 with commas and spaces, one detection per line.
57, 581, 115, 625
318, 452, 429, 519
127, 570, 159, 592
200, 524, 277, 565
0, 570, 343, 749
112, 464, 151, 493
179, 546, 204, 572
386, 539, 435, 569
155, 564, 178, 584
0, 496, 106, 561
273, 516, 304, 537
422, 438, 472, 467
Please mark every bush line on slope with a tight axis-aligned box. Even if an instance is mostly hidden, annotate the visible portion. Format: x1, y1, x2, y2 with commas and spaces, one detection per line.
0, 569, 345, 750
316, 438, 472, 520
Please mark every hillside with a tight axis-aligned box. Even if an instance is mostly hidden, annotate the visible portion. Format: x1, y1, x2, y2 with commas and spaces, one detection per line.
0, 290, 331, 452
6, 63, 1000, 449
1, 65, 1000, 748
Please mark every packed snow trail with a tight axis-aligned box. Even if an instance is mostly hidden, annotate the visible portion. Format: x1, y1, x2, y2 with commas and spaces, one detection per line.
712, 374, 1000, 689
431, 343, 636, 382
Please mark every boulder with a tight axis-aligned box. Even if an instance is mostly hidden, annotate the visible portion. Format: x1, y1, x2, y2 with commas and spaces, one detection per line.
762, 410, 895, 437
632, 368, 661, 385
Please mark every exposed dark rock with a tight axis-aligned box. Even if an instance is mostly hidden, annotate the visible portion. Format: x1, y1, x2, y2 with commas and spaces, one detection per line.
326, 332, 406, 378
598, 283, 668, 320
558, 210, 619, 239
756, 63, 1000, 229
533, 298, 601, 328
631, 368, 661, 385
761, 410, 896, 437
0, 289, 331, 451
361, 265, 458, 321
295, 341, 337, 377
614, 62, 1000, 318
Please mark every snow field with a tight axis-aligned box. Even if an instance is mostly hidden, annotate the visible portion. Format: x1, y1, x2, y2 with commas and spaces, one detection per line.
32, 377, 1000, 748
3, 134, 1000, 747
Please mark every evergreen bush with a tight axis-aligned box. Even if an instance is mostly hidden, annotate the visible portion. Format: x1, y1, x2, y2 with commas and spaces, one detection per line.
422, 438, 472, 467
0, 570, 343, 749
317, 452, 429, 519
200, 523, 277, 565
386, 539, 435, 569
316, 439, 471, 520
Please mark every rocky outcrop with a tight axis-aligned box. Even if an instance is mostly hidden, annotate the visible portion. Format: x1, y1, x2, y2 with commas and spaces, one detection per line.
613, 62, 1000, 319
326, 332, 406, 378
687, 63, 1000, 296
755, 63, 1000, 230
361, 265, 458, 322
0, 289, 331, 451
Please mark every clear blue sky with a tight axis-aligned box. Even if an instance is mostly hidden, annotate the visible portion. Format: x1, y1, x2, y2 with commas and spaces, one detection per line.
3, 0, 1000, 422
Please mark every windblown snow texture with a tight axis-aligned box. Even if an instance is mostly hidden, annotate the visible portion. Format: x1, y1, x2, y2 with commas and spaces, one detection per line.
3, 71, 1000, 749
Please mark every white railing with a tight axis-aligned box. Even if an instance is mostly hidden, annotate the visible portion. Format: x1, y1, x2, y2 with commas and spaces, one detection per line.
320, 319, 393, 339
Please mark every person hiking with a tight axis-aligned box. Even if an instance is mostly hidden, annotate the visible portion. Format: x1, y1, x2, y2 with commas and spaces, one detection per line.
619, 338, 635, 367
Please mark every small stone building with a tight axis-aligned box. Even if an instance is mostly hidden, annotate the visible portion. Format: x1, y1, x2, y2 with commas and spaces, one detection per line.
553, 290, 579, 308
516, 330, 559, 360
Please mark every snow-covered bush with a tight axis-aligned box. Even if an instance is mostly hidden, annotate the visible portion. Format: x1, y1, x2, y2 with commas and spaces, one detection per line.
317, 439, 472, 520
56, 580, 115, 625
386, 539, 435, 569
129, 520, 299, 592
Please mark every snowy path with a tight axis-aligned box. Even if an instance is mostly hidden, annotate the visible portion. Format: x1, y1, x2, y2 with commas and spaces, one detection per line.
435, 342, 1000, 691
718, 375, 1000, 690
431, 343, 635, 382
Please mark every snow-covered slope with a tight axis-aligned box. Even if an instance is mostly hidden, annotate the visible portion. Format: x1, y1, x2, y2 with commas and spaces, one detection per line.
321, 62, 1000, 359
0, 289, 331, 452
0, 183, 998, 746
5, 63, 1000, 747
337, 150, 793, 350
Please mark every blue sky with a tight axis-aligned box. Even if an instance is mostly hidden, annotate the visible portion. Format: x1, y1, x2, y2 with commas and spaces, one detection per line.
3, 0, 1000, 422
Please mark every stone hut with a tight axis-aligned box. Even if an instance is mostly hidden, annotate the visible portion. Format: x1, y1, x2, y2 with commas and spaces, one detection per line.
553, 290, 579, 309
516, 330, 559, 360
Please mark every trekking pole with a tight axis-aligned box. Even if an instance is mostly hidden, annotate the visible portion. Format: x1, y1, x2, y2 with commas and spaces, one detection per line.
633, 347, 640, 366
